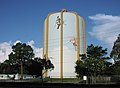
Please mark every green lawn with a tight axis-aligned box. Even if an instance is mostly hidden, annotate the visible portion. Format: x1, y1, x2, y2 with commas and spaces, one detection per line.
48, 78, 80, 83
22, 78, 80, 83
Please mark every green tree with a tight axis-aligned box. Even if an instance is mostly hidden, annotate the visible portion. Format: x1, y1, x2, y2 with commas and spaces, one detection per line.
110, 34, 120, 63
31, 56, 54, 77
0, 59, 21, 75
75, 44, 111, 84
8, 42, 34, 79
28, 58, 43, 77
28, 56, 54, 85
0, 44, 54, 80
41, 57, 54, 76
108, 60, 120, 75
75, 60, 87, 78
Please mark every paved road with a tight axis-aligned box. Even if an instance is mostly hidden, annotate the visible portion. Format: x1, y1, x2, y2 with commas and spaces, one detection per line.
0, 82, 119, 88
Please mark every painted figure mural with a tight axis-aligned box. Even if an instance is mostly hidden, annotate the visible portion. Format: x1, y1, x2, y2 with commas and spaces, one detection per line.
56, 16, 61, 29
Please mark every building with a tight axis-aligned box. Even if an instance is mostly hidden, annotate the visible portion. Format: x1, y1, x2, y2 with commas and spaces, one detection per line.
43, 9, 86, 78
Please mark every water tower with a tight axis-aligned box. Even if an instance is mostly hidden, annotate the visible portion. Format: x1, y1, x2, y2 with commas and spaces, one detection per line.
43, 9, 86, 78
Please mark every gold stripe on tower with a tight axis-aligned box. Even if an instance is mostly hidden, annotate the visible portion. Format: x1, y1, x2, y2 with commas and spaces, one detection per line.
45, 12, 57, 77
60, 9, 66, 79
76, 14, 80, 60
45, 15, 49, 77
82, 18, 86, 54
69, 12, 80, 60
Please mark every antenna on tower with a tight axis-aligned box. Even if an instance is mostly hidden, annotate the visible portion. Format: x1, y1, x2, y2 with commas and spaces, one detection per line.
61, 9, 67, 12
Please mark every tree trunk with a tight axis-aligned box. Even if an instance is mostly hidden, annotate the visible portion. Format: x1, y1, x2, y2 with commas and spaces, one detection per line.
20, 62, 23, 80
94, 72, 97, 84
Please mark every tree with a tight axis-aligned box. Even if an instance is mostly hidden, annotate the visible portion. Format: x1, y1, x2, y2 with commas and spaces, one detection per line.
41, 58, 54, 76
35, 56, 54, 77
8, 42, 34, 79
108, 60, 120, 75
110, 34, 120, 63
75, 60, 87, 78
29, 57, 54, 78
0, 59, 19, 74
28, 58, 43, 77
0, 42, 54, 80
75, 44, 111, 84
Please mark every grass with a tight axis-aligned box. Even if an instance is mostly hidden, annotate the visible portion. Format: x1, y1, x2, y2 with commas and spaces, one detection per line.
48, 78, 80, 83
19, 78, 80, 83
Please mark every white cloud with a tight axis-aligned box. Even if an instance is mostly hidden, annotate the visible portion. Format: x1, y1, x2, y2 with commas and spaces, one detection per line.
0, 42, 12, 63
27, 40, 34, 49
88, 14, 120, 47
27, 40, 43, 58
34, 48, 43, 58
13, 40, 21, 45
0, 40, 42, 63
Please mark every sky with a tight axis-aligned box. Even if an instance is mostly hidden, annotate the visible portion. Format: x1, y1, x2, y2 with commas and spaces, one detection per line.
0, 0, 120, 63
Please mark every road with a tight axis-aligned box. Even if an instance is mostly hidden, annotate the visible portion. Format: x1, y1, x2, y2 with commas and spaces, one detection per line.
0, 82, 119, 88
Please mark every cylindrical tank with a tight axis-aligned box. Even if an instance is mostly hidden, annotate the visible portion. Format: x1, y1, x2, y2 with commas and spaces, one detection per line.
43, 9, 86, 78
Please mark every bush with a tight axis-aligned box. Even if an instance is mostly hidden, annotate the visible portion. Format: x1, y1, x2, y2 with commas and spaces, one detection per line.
111, 75, 120, 83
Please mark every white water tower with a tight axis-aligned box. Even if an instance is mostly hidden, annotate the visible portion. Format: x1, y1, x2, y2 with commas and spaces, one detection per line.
43, 9, 86, 78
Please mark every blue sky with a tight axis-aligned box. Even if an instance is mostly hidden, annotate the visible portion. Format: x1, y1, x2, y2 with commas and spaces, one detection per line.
0, 0, 120, 62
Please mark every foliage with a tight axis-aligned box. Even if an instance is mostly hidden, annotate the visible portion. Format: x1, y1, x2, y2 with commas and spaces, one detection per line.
28, 58, 43, 77
0, 42, 54, 79
109, 34, 120, 76
75, 60, 87, 78
0, 57, 54, 77
109, 60, 120, 75
75, 44, 111, 83
8, 43, 34, 79
110, 34, 120, 63
9, 43, 34, 64
29, 57, 54, 77
87, 44, 108, 59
